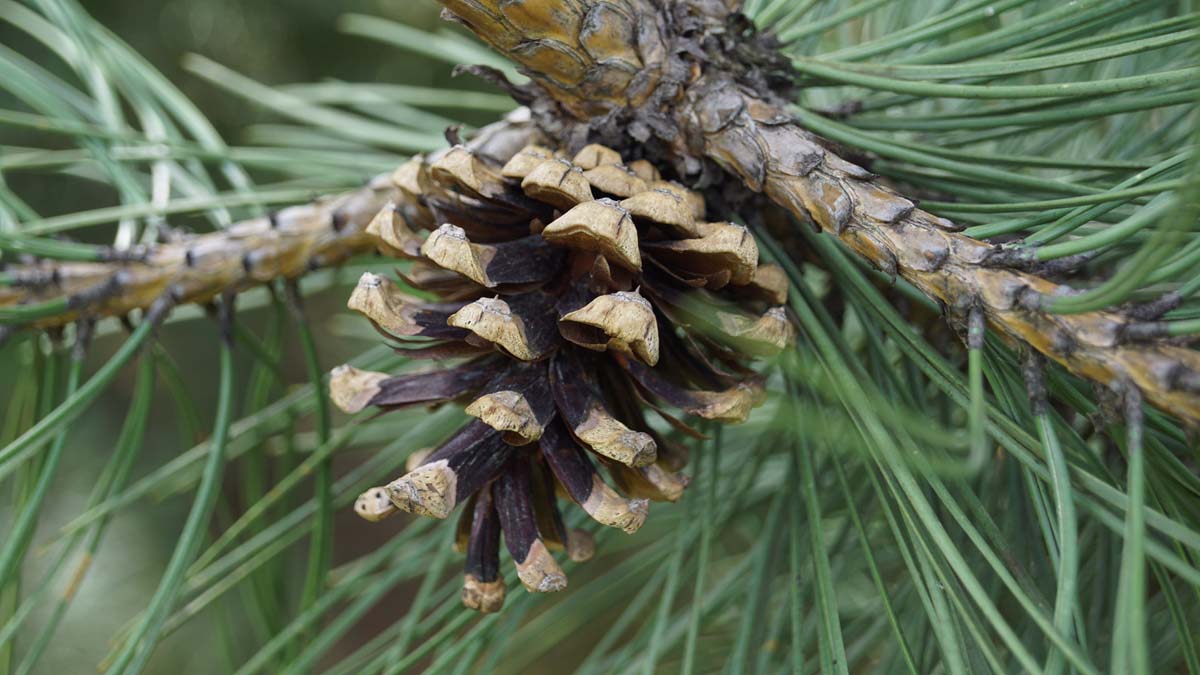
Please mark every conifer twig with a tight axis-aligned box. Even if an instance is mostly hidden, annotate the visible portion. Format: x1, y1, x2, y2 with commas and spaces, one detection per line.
0, 183, 389, 328
0, 112, 537, 331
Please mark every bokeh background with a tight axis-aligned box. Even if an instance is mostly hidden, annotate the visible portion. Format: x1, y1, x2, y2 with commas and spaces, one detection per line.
2, 2, 516, 672
6, 1, 1198, 673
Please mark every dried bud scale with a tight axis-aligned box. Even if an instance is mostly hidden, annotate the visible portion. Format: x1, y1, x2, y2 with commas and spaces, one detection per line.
334, 137, 792, 611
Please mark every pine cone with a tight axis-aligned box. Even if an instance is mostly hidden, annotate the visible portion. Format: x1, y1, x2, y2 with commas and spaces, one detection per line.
330, 137, 794, 613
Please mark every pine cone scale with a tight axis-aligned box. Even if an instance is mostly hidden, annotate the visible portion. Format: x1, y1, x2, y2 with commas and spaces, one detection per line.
335, 136, 791, 611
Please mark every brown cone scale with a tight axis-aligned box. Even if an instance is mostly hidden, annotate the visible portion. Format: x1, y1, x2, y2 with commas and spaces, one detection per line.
335, 136, 791, 612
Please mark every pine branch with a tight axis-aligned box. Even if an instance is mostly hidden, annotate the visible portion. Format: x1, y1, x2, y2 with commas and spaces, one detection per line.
0, 113, 537, 332
434, 0, 1200, 424
1, 183, 387, 327
692, 82, 1200, 424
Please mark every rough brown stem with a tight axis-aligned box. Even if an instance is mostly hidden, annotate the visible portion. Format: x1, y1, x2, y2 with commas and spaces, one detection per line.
0, 184, 388, 329
689, 76, 1200, 424
0, 113, 536, 331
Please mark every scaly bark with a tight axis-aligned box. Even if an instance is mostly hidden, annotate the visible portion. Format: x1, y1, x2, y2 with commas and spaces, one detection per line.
435, 0, 1200, 424
0, 112, 537, 330
1, 184, 386, 328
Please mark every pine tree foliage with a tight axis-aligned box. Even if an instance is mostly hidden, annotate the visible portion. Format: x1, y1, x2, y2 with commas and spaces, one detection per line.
0, 0, 1198, 673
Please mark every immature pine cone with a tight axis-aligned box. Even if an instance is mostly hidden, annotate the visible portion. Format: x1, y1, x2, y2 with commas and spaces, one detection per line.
331, 135, 794, 613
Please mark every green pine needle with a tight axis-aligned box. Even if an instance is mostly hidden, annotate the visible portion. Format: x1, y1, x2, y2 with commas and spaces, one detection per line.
1, 0, 1197, 672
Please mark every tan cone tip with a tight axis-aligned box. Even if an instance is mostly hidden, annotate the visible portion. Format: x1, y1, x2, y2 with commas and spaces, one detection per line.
543, 199, 641, 271
627, 159, 660, 182
521, 158, 593, 209
390, 157, 424, 196
421, 224, 491, 287
462, 575, 506, 613
642, 464, 690, 502
572, 144, 622, 170
694, 385, 756, 424
650, 180, 706, 219
560, 290, 660, 365
354, 486, 398, 522
717, 306, 795, 356
583, 163, 648, 198
582, 475, 649, 533
385, 459, 457, 519
516, 540, 567, 593
430, 146, 487, 197
654, 223, 759, 286
365, 202, 420, 258
448, 297, 541, 361
749, 263, 789, 304
574, 404, 657, 468
501, 144, 556, 179
465, 390, 543, 444
329, 364, 388, 413
620, 187, 698, 237
347, 272, 419, 335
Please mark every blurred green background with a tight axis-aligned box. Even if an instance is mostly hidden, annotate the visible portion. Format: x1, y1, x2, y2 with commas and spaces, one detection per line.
7, 1, 1198, 673
1, 0, 502, 220
2, 2, 507, 672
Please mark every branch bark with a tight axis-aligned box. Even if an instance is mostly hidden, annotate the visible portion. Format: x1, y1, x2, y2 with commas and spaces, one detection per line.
437, 0, 1200, 423
1, 184, 387, 329
0, 113, 536, 330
